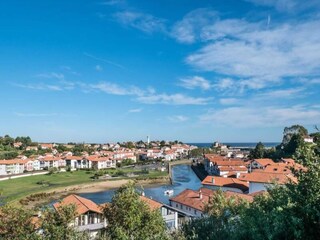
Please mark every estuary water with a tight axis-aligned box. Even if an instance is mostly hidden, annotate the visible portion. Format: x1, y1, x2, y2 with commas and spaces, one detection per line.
79, 164, 202, 205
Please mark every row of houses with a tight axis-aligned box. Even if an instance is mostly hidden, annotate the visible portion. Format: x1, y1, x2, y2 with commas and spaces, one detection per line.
203, 154, 303, 194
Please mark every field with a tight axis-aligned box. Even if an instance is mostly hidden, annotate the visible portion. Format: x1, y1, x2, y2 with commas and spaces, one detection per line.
0, 169, 168, 203
0, 170, 95, 202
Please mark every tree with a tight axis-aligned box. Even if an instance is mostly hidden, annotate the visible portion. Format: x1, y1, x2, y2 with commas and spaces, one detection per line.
249, 142, 265, 159
41, 204, 90, 240
182, 138, 320, 240
282, 125, 308, 145
0, 205, 39, 240
102, 182, 168, 240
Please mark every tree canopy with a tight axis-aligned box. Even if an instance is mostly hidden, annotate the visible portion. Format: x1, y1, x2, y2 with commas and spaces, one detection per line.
102, 181, 168, 240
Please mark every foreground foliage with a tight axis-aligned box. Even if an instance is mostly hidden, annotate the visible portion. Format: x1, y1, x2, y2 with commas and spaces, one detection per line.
101, 182, 169, 240
183, 140, 320, 240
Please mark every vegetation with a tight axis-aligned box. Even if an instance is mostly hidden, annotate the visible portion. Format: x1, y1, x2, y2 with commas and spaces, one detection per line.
0, 203, 89, 240
182, 138, 320, 240
0, 170, 95, 203
101, 182, 169, 240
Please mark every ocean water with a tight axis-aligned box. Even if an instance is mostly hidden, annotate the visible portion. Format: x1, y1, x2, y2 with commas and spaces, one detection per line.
188, 142, 280, 148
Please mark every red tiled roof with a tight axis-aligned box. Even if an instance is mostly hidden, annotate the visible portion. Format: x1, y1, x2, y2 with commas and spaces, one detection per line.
170, 188, 253, 211
53, 194, 102, 216
0, 159, 29, 164
202, 176, 249, 192
253, 158, 275, 167
140, 196, 163, 210
239, 172, 297, 184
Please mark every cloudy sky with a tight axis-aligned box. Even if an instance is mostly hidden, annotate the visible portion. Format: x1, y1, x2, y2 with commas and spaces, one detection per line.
1, 0, 320, 143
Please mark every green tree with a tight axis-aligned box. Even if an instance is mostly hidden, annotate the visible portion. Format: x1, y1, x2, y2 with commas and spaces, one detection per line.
102, 182, 168, 240
249, 142, 265, 159
0, 205, 39, 240
41, 204, 90, 240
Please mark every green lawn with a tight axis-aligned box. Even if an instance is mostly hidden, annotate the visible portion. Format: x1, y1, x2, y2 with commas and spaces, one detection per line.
0, 171, 95, 202
0, 169, 168, 203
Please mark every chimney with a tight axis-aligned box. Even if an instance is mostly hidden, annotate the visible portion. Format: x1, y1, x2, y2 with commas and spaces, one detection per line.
199, 189, 202, 199
211, 176, 215, 184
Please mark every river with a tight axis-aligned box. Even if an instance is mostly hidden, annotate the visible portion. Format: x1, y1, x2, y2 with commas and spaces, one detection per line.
78, 164, 201, 205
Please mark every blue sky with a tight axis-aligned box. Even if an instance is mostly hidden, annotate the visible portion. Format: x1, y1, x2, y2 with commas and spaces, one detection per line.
1, 0, 320, 143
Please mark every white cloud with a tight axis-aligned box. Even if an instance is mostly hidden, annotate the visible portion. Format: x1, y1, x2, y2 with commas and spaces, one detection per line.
167, 115, 189, 122
114, 11, 166, 34
95, 65, 103, 71
219, 98, 240, 105
184, 13, 320, 91
179, 76, 211, 90
257, 87, 305, 99
171, 8, 218, 44
200, 105, 320, 127
137, 93, 211, 105
100, 0, 125, 6
14, 112, 58, 117
128, 108, 142, 113
36, 72, 65, 80
244, 0, 320, 13
90, 82, 144, 96
13, 83, 64, 91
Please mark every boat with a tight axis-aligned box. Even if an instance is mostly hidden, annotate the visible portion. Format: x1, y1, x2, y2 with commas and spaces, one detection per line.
164, 189, 174, 196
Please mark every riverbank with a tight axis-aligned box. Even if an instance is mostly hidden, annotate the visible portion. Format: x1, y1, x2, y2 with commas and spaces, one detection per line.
14, 176, 170, 209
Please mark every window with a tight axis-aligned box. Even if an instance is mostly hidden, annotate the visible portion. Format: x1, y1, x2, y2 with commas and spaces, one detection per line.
78, 215, 85, 226
194, 209, 197, 215
88, 213, 95, 224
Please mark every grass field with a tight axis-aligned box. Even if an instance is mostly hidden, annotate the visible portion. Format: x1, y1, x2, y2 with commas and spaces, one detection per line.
0, 170, 96, 202
0, 169, 168, 203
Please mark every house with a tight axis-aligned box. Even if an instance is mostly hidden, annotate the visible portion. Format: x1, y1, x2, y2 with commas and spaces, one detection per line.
204, 155, 247, 176
140, 195, 179, 230
38, 156, 62, 170
0, 159, 26, 175
39, 143, 54, 150
53, 194, 106, 238
238, 172, 297, 194
26, 146, 38, 151
304, 137, 314, 143
13, 142, 23, 148
169, 188, 253, 218
65, 156, 85, 170
24, 159, 34, 172
89, 157, 116, 170
32, 159, 41, 171
202, 176, 249, 193
250, 158, 275, 170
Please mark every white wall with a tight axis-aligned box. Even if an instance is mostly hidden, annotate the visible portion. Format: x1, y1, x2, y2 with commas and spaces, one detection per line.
170, 201, 203, 218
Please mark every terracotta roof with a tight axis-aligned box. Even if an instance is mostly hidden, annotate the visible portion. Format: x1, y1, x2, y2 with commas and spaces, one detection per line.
239, 172, 297, 184
53, 194, 102, 216
253, 158, 275, 167
202, 176, 249, 193
218, 166, 248, 172
140, 196, 163, 210
42, 156, 62, 161
170, 188, 253, 212
0, 159, 29, 164
65, 156, 83, 160
210, 159, 245, 166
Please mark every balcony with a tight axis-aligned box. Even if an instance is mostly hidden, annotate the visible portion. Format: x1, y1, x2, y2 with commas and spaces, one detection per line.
75, 222, 106, 232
